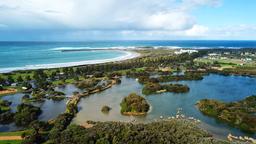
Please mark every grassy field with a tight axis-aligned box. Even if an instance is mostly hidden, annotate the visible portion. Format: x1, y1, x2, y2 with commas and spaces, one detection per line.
0, 140, 21, 144
0, 131, 26, 137
0, 131, 25, 144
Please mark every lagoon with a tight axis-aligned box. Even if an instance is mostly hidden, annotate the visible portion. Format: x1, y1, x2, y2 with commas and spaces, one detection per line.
73, 74, 256, 139
1, 74, 256, 139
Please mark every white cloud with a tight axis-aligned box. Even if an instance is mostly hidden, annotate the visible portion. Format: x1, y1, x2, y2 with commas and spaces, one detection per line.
2, 0, 254, 40
0, 0, 218, 31
185, 25, 209, 36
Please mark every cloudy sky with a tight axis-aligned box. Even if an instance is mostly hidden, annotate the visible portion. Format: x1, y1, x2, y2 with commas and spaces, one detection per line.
0, 0, 255, 41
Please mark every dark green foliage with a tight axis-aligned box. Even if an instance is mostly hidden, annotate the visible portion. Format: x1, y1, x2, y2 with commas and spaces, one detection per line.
48, 113, 74, 143
0, 100, 12, 107
75, 79, 99, 89
7, 75, 14, 84
0, 111, 14, 124
142, 83, 189, 95
14, 103, 42, 126
197, 95, 256, 133
17, 76, 23, 83
0, 76, 5, 85
120, 93, 149, 114
22, 121, 51, 144
53, 120, 227, 144
158, 72, 204, 82
0, 100, 12, 114
101, 105, 111, 113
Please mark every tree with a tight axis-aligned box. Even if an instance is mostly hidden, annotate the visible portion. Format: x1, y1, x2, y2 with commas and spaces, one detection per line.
0, 76, 5, 85
17, 76, 23, 83
14, 103, 42, 126
7, 75, 14, 84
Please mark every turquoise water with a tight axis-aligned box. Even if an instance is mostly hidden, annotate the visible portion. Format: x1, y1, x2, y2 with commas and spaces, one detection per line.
73, 74, 256, 139
1, 40, 256, 72
0, 44, 127, 72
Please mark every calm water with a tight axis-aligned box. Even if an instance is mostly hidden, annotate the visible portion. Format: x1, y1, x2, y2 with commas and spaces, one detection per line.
73, 74, 256, 138
1, 40, 256, 72
0, 84, 81, 132
1, 74, 256, 138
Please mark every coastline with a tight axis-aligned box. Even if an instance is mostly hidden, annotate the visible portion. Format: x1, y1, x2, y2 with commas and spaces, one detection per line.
0, 50, 140, 73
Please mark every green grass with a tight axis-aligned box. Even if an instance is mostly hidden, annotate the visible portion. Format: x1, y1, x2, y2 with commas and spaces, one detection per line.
0, 131, 26, 137
0, 140, 22, 144
115, 67, 146, 75
0, 106, 10, 112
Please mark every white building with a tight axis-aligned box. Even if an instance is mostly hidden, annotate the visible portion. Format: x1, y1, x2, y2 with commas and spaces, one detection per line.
174, 49, 198, 55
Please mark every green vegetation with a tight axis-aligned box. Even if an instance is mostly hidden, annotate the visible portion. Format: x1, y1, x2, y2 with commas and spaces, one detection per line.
0, 131, 27, 137
197, 95, 256, 133
2, 49, 256, 143
47, 113, 74, 144
14, 103, 42, 127
142, 83, 189, 95
0, 100, 12, 113
101, 105, 111, 113
47, 120, 227, 144
0, 140, 21, 144
75, 79, 99, 89
0, 111, 14, 124
0, 100, 14, 124
120, 93, 149, 115
158, 72, 204, 82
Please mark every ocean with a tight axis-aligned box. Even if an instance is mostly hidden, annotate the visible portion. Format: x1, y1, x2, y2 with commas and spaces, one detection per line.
1, 40, 256, 73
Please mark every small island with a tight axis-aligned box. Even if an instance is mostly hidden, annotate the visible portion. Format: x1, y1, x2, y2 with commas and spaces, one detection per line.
101, 105, 111, 113
120, 93, 150, 116
197, 95, 256, 133
142, 83, 190, 95
158, 72, 205, 82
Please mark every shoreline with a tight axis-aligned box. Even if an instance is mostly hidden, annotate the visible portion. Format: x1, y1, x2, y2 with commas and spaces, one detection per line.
0, 50, 140, 73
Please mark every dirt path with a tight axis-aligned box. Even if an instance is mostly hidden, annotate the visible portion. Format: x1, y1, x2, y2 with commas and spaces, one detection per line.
0, 88, 17, 95
0, 136, 22, 140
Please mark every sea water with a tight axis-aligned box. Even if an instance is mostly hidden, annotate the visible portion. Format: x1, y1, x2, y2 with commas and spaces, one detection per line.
1, 40, 256, 72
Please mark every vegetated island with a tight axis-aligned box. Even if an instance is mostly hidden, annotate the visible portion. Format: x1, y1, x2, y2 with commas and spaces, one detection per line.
197, 95, 256, 133
120, 93, 150, 116
158, 72, 205, 82
101, 105, 111, 113
142, 82, 189, 95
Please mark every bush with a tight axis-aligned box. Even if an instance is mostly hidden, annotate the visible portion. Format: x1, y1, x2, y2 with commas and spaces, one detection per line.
197, 95, 256, 133
52, 120, 227, 144
101, 105, 111, 113
142, 83, 189, 95
14, 103, 42, 126
120, 93, 149, 115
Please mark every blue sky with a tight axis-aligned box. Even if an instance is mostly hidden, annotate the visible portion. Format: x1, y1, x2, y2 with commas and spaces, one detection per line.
0, 0, 255, 41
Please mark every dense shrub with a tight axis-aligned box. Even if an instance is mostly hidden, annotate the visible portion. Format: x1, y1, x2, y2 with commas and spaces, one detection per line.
142, 83, 189, 95
53, 120, 227, 144
14, 103, 42, 126
197, 95, 256, 133
120, 93, 150, 115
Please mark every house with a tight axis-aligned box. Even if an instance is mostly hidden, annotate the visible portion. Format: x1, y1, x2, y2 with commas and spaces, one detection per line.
174, 49, 198, 55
